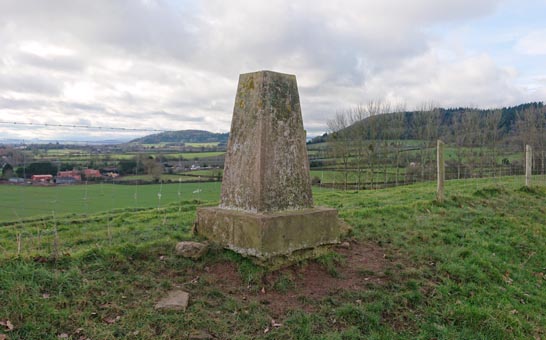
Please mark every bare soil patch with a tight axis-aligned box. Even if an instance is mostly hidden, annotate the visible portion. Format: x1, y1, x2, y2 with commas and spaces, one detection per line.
200, 241, 392, 317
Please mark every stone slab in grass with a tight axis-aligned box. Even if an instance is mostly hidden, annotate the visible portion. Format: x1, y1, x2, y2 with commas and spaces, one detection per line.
175, 241, 208, 259
155, 290, 189, 311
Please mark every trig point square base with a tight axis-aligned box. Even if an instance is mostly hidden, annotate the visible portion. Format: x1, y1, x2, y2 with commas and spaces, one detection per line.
196, 206, 343, 267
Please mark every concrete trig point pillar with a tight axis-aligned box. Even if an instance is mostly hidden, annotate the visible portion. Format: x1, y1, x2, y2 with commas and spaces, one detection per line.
525, 144, 532, 187
196, 70, 344, 267
436, 140, 445, 202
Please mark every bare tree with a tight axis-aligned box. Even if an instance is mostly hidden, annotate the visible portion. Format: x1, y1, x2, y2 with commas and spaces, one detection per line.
346, 105, 372, 190
485, 110, 502, 177
388, 103, 407, 186
140, 155, 164, 182
327, 112, 351, 190
414, 103, 439, 181
364, 100, 384, 188
516, 106, 546, 174
451, 112, 470, 179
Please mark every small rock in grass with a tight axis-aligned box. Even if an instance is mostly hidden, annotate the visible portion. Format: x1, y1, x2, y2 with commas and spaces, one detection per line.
155, 290, 190, 311
189, 330, 214, 339
175, 241, 209, 259
338, 241, 351, 249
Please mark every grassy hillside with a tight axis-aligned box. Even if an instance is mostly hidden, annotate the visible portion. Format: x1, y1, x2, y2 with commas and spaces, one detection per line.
310, 102, 545, 144
129, 130, 229, 145
0, 182, 221, 223
0, 178, 545, 339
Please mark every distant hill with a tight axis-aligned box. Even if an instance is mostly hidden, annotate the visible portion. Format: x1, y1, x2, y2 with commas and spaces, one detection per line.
314, 102, 545, 144
130, 130, 229, 144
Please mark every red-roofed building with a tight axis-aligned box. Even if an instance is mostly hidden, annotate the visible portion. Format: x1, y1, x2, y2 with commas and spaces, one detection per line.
83, 169, 102, 178
31, 174, 53, 183
57, 170, 82, 181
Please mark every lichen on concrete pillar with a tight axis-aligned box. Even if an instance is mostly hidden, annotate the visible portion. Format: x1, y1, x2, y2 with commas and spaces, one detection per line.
220, 71, 313, 213
196, 70, 344, 267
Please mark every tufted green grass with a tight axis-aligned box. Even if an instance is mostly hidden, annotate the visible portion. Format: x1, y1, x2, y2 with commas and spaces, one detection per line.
0, 177, 544, 339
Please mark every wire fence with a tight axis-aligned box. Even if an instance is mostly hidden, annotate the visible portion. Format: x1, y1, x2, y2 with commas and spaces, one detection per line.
309, 141, 546, 191
0, 137, 226, 259
1, 134, 545, 259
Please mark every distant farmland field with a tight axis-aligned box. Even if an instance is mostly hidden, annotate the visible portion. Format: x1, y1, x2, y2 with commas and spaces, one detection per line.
0, 182, 221, 223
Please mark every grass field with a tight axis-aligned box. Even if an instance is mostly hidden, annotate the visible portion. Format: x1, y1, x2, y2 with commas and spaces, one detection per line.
27, 150, 226, 163
115, 174, 218, 183
0, 182, 220, 223
184, 142, 221, 147
186, 169, 223, 177
0, 178, 544, 339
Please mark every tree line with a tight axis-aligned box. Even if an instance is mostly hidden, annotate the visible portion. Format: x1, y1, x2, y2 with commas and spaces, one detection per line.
324, 102, 546, 189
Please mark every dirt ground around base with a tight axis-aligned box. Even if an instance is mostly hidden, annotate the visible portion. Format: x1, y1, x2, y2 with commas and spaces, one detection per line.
196, 241, 393, 317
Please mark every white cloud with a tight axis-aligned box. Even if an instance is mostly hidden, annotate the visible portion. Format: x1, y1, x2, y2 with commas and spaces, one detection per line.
364, 52, 523, 108
516, 29, 546, 55
0, 0, 542, 140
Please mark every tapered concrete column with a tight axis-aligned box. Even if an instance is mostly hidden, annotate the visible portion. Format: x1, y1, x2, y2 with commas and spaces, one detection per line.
436, 140, 445, 202
195, 71, 344, 267
525, 144, 532, 187
220, 71, 313, 212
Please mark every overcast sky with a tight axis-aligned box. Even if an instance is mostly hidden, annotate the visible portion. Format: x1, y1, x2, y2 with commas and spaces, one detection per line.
1, 0, 545, 142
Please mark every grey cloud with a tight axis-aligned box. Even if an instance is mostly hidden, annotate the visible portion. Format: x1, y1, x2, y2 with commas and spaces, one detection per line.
16, 52, 85, 72
59, 102, 107, 113
0, 0, 541, 140
0, 74, 62, 95
0, 97, 50, 109
0, 0, 199, 60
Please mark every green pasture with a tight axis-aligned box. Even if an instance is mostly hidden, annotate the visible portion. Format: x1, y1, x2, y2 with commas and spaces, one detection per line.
115, 174, 218, 182
125, 151, 224, 160
0, 182, 220, 223
185, 142, 220, 147
0, 177, 544, 339
310, 169, 409, 184
24, 151, 225, 163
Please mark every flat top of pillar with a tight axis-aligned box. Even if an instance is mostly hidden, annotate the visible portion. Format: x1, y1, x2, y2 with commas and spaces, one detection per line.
240, 70, 296, 78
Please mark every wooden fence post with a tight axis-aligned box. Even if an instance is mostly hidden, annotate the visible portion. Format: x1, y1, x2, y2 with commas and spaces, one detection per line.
437, 140, 445, 202
525, 144, 532, 187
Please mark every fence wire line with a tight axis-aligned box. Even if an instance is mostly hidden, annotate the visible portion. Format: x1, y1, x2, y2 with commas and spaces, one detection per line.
309, 142, 545, 190
1, 137, 545, 257
0, 120, 167, 132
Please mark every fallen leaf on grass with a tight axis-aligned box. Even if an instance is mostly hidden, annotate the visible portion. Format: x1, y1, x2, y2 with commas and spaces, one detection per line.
33, 256, 49, 263
503, 271, 513, 285
0, 320, 13, 331
103, 316, 121, 324
271, 319, 282, 328
99, 302, 115, 309
0, 333, 7, 340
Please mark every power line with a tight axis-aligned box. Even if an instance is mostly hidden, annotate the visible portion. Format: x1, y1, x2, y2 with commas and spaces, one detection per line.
0, 120, 167, 132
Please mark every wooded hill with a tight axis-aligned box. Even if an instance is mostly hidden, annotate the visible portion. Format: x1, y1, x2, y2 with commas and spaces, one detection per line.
311, 102, 545, 146
130, 129, 229, 144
